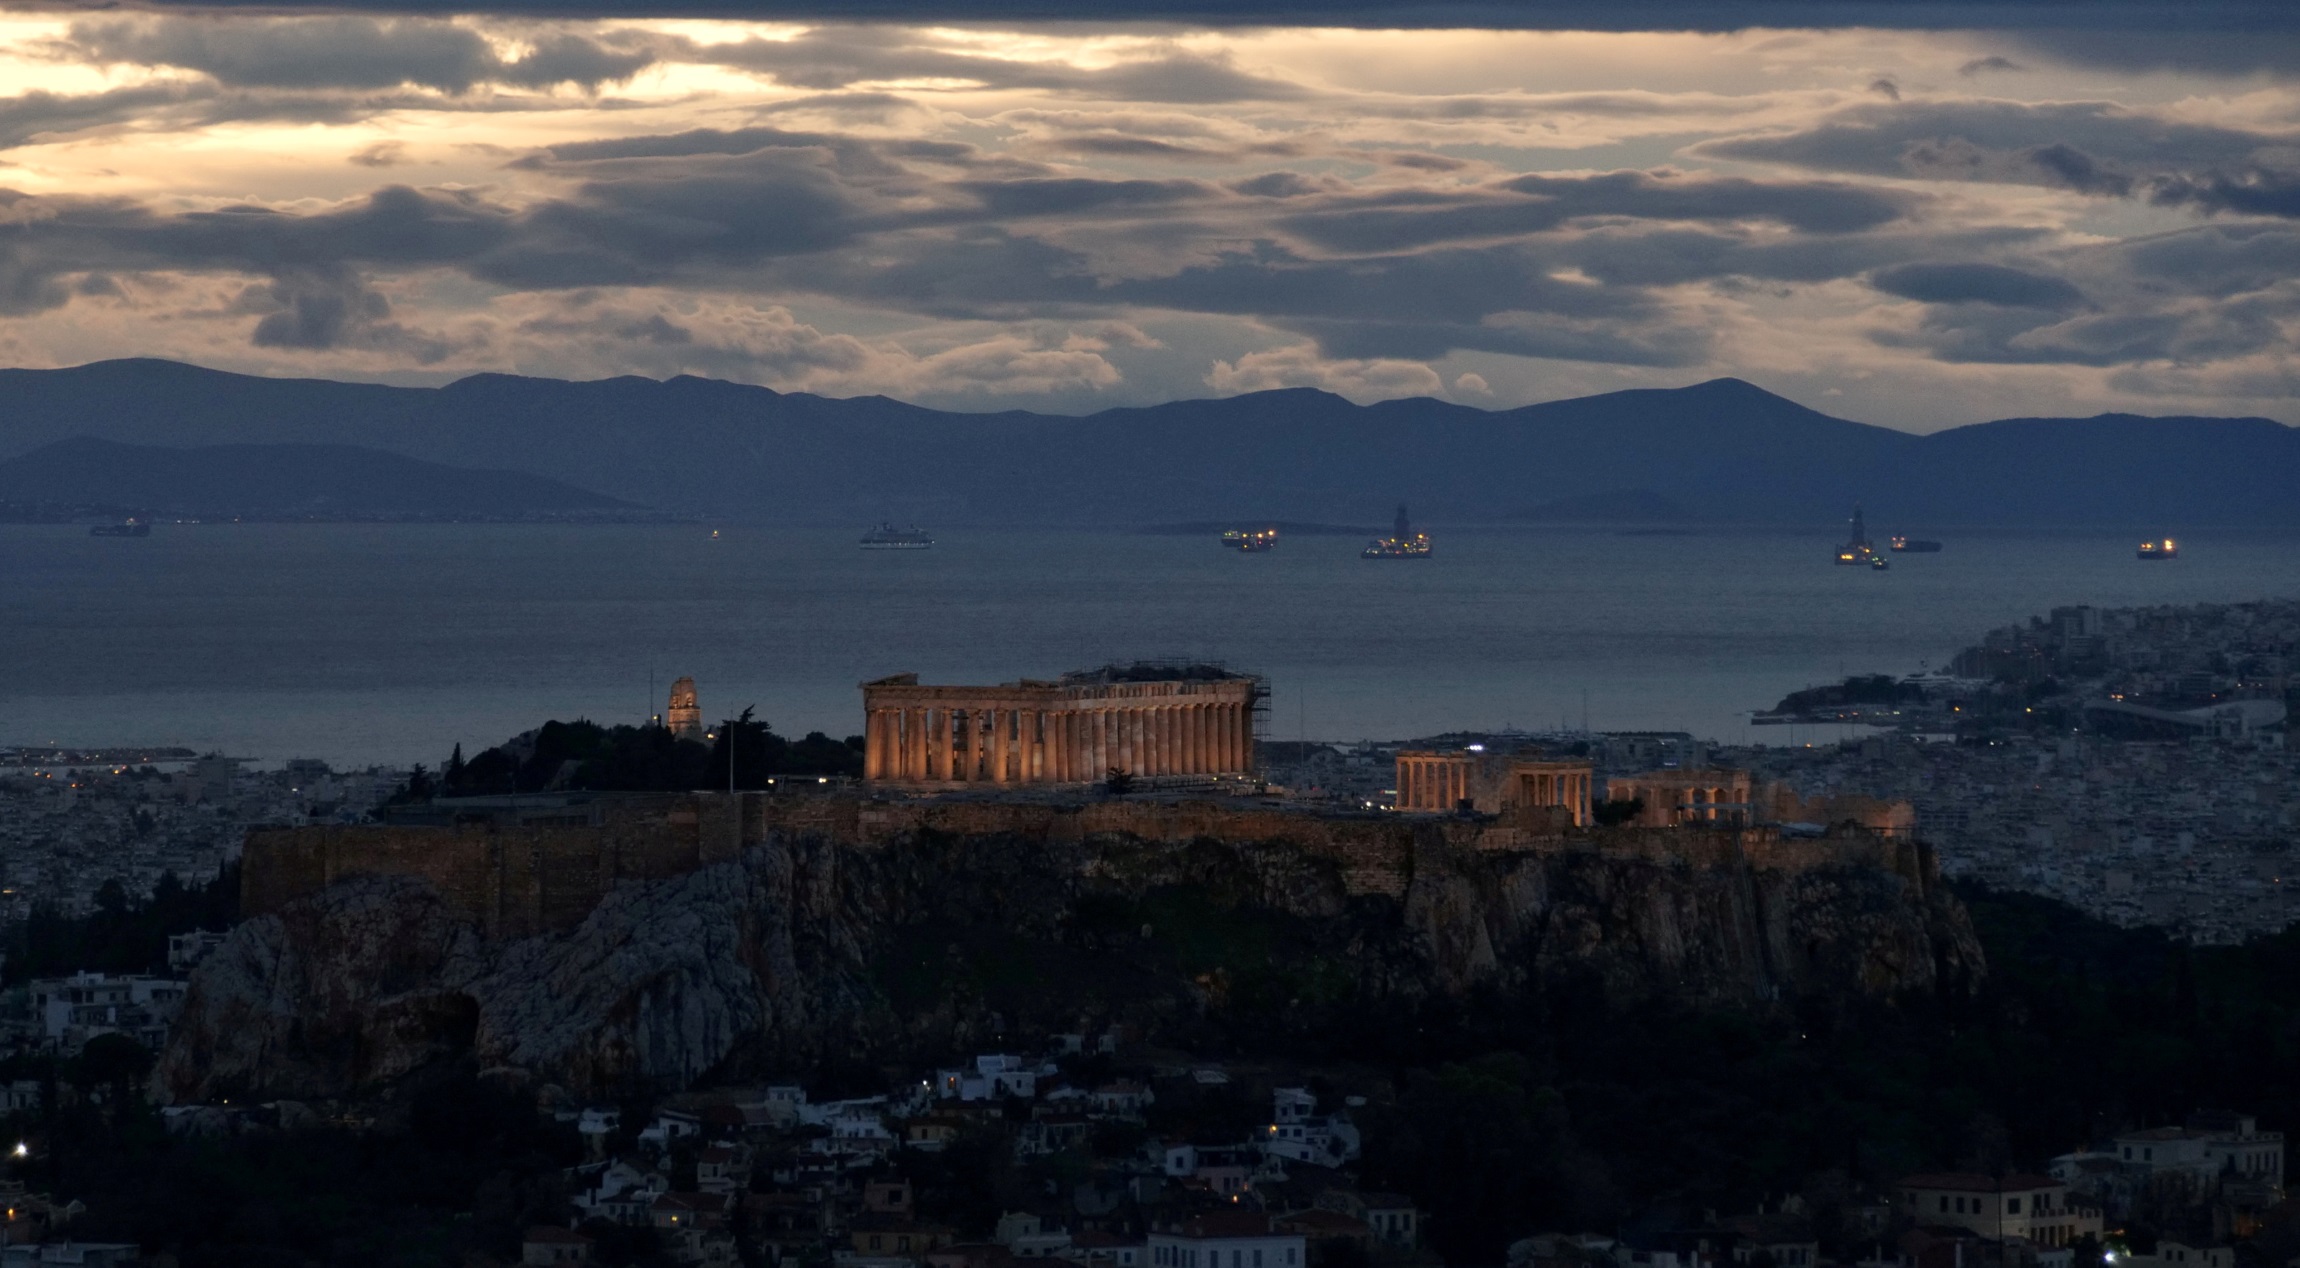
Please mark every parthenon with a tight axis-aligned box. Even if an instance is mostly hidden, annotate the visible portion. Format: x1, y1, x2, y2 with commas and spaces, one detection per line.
862, 664, 1262, 785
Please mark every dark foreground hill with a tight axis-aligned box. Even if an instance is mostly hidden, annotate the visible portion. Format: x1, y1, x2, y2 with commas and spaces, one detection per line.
0, 358, 2292, 526
0, 436, 635, 519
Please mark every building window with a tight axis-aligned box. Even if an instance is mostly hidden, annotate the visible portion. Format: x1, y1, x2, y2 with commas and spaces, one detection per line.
2008, 1199, 2022, 1215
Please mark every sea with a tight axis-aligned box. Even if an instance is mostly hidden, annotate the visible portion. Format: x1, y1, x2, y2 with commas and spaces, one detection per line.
6, 522, 2300, 769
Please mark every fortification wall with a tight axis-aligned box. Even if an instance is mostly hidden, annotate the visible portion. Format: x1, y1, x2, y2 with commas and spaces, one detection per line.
244, 793, 1932, 937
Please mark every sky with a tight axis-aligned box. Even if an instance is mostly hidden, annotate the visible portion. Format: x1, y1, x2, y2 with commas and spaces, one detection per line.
0, 6, 2296, 429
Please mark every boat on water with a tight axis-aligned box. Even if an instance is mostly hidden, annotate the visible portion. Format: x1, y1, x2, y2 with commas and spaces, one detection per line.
1890, 536, 1942, 553
1833, 506, 1883, 566
861, 522, 934, 549
1363, 504, 1432, 559
2138, 537, 2178, 561
89, 519, 150, 538
1221, 528, 1277, 552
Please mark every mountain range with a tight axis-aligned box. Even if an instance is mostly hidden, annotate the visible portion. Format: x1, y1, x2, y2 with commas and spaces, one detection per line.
0, 358, 2291, 527
0, 437, 634, 520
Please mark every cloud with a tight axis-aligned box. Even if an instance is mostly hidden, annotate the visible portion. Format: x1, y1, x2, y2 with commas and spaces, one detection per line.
1278, 170, 1910, 254
62, 15, 656, 92
0, 83, 219, 150
3, 16, 2297, 417
690, 27, 1305, 103
1700, 99, 2300, 212
350, 140, 409, 167
1869, 262, 2085, 309
503, 294, 1127, 395
1957, 55, 2025, 76
1205, 344, 1444, 400
243, 265, 389, 347
2149, 167, 2300, 218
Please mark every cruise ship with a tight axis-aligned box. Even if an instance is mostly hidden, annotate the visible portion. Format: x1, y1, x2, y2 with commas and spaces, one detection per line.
1221, 528, 1277, 552
2137, 537, 2178, 561
1363, 505, 1432, 559
860, 522, 934, 549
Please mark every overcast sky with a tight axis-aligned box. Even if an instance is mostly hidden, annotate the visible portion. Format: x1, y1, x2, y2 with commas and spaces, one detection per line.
0, 8, 2295, 428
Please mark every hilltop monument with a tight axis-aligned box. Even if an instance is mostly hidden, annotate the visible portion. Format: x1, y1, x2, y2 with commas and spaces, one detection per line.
667, 676, 704, 742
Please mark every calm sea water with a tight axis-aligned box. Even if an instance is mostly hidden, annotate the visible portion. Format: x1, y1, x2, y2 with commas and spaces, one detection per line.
5, 522, 2300, 768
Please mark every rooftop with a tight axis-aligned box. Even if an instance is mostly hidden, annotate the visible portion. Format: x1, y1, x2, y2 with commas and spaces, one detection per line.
1899, 1173, 2061, 1193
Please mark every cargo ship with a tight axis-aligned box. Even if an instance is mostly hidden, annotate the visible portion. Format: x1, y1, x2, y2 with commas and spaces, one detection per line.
860, 522, 934, 549
1363, 504, 1432, 559
2137, 537, 2178, 561
89, 519, 150, 538
1221, 528, 1277, 552
1889, 536, 1941, 553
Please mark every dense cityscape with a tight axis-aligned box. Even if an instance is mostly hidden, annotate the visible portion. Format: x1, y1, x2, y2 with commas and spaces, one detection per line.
1, 598, 2296, 1266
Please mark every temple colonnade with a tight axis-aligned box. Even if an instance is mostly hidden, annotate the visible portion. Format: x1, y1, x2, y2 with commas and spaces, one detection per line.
861, 671, 1260, 784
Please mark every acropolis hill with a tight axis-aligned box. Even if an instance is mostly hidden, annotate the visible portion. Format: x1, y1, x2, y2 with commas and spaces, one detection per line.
240, 791, 1944, 941
176, 788, 1984, 1102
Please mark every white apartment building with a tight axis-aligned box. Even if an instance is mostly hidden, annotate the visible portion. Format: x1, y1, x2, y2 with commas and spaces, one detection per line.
1896, 1174, 2102, 1247
1149, 1213, 1304, 1268
28, 971, 187, 1053
2112, 1114, 2284, 1191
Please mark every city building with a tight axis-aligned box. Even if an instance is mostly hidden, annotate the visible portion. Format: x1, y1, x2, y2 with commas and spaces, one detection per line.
2112, 1114, 2284, 1193
1392, 749, 1593, 824
1894, 1174, 2101, 1247
861, 665, 1261, 785
28, 972, 187, 1054
1605, 768, 1757, 826
667, 677, 704, 743
1149, 1212, 1306, 1268
166, 930, 228, 974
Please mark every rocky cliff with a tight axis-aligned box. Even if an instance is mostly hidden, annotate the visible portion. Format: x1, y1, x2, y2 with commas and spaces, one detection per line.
155, 822, 1984, 1103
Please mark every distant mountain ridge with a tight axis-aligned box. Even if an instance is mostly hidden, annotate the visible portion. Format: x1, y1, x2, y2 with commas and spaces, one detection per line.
0, 359, 2289, 527
0, 437, 635, 519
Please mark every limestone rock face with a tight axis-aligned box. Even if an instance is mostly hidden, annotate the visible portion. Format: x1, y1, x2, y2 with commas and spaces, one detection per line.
156, 828, 1983, 1103
154, 874, 486, 1102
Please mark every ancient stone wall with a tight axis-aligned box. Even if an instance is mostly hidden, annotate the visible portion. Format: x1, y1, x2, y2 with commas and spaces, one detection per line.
244, 793, 1934, 938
